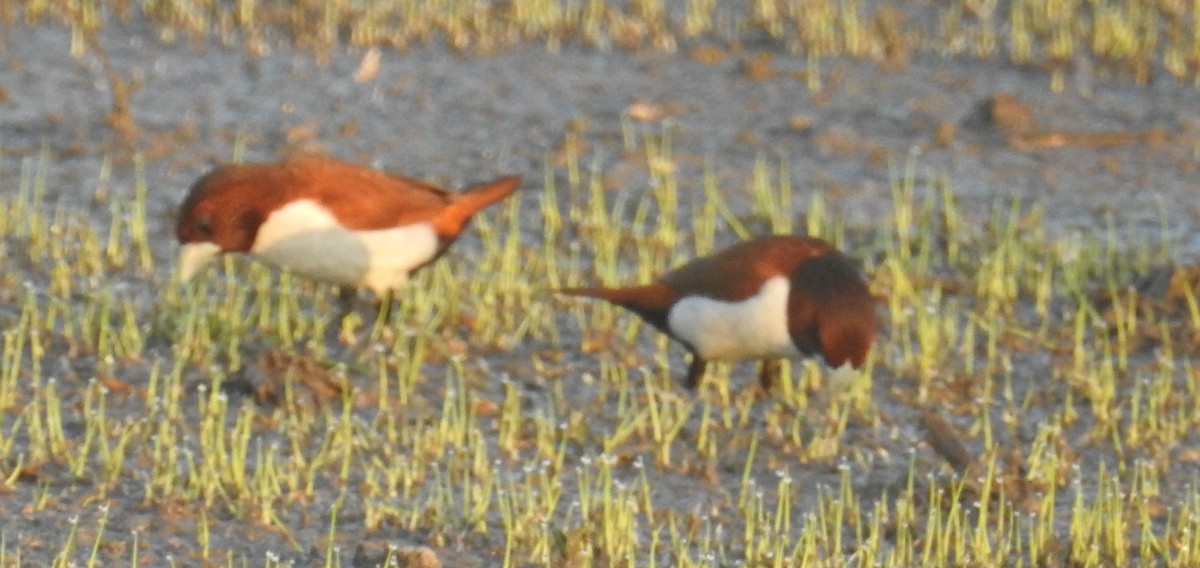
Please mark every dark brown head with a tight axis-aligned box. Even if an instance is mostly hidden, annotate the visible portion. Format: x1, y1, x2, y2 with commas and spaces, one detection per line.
176, 163, 284, 281
786, 252, 878, 368
177, 165, 280, 249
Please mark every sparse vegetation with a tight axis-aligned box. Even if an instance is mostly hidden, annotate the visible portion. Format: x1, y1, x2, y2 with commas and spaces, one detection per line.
0, 120, 1196, 565
8, 0, 1200, 88
0, 0, 1197, 566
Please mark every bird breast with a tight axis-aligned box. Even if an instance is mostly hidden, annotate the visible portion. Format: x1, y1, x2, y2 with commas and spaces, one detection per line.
665, 275, 802, 361
249, 199, 440, 294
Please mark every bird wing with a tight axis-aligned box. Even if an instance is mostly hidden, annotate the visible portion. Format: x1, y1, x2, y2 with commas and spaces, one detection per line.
286, 157, 453, 231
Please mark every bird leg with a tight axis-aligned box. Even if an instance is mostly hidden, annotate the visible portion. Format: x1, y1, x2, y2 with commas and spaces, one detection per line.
325, 286, 361, 348
328, 287, 397, 346
684, 355, 708, 389
758, 359, 783, 391
334, 286, 359, 320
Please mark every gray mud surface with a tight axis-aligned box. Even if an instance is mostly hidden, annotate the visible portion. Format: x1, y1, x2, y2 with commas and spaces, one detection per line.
1, 7, 1199, 567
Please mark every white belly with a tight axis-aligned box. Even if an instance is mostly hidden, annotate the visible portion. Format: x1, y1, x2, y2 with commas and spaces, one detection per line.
666, 276, 801, 361
250, 199, 439, 294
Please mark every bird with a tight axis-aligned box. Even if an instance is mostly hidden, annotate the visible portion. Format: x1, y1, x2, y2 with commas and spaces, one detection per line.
175, 155, 521, 296
558, 235, 878, 390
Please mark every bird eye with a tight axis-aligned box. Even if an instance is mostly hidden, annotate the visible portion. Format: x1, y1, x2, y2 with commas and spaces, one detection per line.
195, 218, 213, 236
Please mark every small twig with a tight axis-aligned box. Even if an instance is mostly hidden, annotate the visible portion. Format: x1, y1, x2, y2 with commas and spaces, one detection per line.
919, 407, 974, 473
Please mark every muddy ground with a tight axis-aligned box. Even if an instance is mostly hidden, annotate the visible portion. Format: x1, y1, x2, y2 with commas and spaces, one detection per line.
1, 7, 1199, 567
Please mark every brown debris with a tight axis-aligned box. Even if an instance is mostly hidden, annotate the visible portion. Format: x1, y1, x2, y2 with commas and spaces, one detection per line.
1108, 264, 1200, 316
626, 100, 664, 122
740, 52, 776, 81
100, 376, 138, 396
689, 45, 726, 65
919, 408, 974, 473
254, 349, 345, 406
963, 92, 1171, 151
934, 121, 957, 147
875, 6, 909, 71
788, 114, 814, 133
353, 543, 442, 568
353, 47, 382, 83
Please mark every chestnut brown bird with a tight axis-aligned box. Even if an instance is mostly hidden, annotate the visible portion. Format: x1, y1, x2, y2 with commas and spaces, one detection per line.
175, 155, 521, 295
559, 235, 877, 389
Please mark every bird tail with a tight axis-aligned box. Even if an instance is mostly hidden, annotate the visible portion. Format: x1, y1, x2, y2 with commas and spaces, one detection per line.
434, 175, 522, 237
558, 283, 675, 333
558, 283, 669, 311
557, 286, 623, 302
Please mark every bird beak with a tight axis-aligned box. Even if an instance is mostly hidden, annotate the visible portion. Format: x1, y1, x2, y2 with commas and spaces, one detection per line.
177, 242, 222, 282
